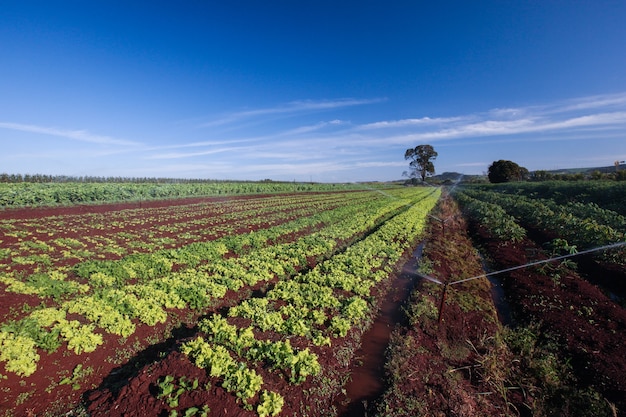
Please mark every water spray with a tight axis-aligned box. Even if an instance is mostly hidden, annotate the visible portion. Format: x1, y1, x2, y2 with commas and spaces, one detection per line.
414, 240, 626, 323
448, 241, 626, 286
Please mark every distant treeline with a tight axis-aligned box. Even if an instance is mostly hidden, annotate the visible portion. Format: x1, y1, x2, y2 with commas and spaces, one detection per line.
530, 170, 626, 181
0, 173, 295, 184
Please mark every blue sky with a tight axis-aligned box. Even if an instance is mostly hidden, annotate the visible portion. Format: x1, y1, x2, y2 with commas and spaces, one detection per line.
1, 1, 625, 182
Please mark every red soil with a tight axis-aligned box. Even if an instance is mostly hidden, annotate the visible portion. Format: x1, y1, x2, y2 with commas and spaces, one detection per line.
373, 194, 508, 416
81, 266, 417, 417
0, 194, 294, 221
473, 223, 626, 414
7, 191, 622, 416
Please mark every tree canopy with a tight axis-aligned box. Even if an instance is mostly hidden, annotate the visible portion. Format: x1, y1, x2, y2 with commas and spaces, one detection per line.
404, 145, 438, 183
488, 160, 528, 183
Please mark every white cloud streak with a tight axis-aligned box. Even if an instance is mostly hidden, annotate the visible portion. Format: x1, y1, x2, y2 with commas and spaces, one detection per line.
136, 92, 626, 181
144, 147, 243, 160
357, 116, 467, 130
0, 122, 141, 146
199, 98, 383, 127
353, 109, 626, 146
548, 92, 626, 113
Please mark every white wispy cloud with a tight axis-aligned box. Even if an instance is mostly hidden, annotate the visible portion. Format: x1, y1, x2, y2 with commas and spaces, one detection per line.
348, 95, 626, 145
7, 92, 622, 181
142, 138, 259, 152
145, 146, 243, 160
548, 92, 626, 113
279, 120, 347, 136
199, 98, 383, 127
357, 116, 466, 130
0, 122, 141, 146
136, 92, 626, 179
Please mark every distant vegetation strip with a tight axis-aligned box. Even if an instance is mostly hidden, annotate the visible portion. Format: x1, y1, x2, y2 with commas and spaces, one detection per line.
0, 181, 380, 208
467, 180, 626, 216
0, 174, 339, 184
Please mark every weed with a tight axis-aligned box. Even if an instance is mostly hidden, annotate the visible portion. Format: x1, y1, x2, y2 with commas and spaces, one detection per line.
500, 324, 615, 416
59, 364, 94, 391
15, 390, 34, 406
405, 292, 437, 326
416, 256, 436, 276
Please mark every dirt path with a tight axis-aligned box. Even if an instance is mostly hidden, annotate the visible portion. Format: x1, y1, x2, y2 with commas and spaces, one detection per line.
348, 194, 507, 416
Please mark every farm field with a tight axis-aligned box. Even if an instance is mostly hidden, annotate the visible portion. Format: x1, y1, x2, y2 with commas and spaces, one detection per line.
452, 181, 626, 415
0, 186, 440, 416
1, 180, 625, 417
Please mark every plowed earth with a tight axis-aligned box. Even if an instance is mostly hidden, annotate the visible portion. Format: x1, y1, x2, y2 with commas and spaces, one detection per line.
4, 190, 624, 416
81, 240, 424, 416
373, 193, 626, 416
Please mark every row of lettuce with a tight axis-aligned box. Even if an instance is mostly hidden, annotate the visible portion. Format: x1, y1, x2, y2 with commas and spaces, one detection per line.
162, 188, 441, 416
0, 192, 370, 278
0, 181, 375, 208
0, 188, 436, 382
454, 184, 625, 265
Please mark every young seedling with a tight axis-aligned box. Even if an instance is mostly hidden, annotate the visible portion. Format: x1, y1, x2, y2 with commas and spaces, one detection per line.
157, 375, 199, 409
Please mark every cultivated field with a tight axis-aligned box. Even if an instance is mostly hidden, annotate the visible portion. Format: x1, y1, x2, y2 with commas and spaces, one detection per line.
0, 185, 439, 416
1, 180, 625, 417
451, 181, 626, 415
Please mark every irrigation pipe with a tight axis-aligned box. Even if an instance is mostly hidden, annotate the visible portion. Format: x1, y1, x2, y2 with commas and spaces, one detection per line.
418, 241, 625, 287
425, 240, 626, 323
447, 240, 626, 286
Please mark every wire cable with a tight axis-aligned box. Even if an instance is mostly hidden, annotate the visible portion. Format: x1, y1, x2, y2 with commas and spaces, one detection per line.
449, 241, 626, 286
415, 241, 626, 287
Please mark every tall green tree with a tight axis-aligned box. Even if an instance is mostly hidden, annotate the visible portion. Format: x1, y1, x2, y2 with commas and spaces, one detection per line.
488, 160, 528, 183
404, 145, 438, 183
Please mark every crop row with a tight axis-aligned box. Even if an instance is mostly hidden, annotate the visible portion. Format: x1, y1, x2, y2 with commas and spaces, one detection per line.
175, 188, 441, 416
0, 192, 373, 278
454, 191, 526, 242
0, 191, 402, 309
459, 188, 625, 264
0, 188, 432, 377
470, 181, 626, 216
1, 191, 353, 237
0, 192, 362, 252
